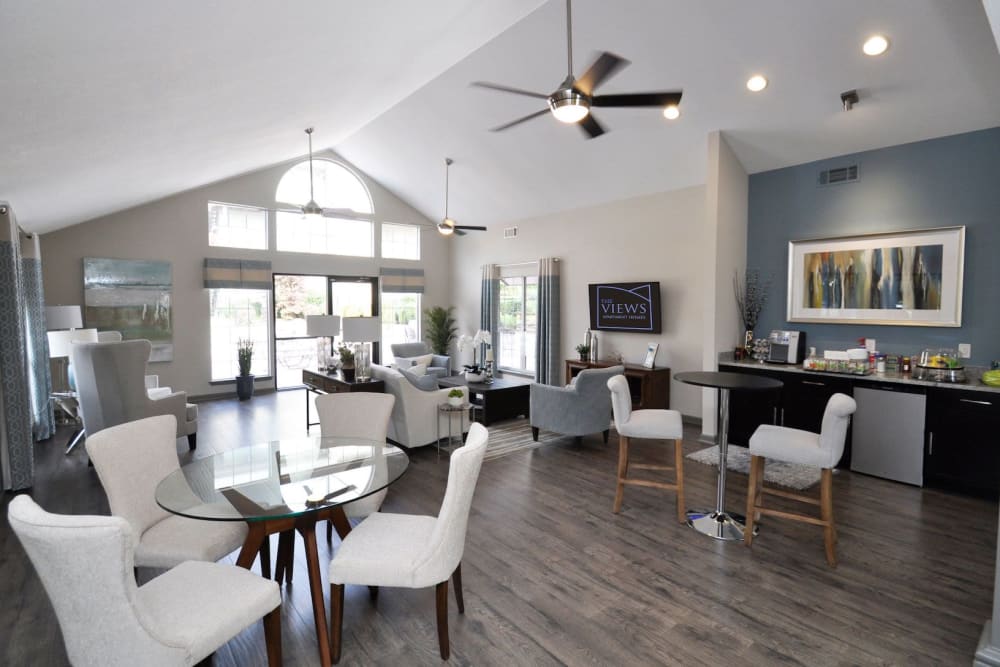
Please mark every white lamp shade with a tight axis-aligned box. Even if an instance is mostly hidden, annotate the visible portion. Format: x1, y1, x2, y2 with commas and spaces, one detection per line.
306, 315, 341, 337
47, 328, 99, 358
45, 305, 83, 330
341, 316, 381, 342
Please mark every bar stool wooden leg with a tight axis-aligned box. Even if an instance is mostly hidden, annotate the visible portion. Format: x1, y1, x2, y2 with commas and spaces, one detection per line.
613, 436, 629, 513
673, 438, 686, 523
745, 455, 762, 546
820, 468, 836, 567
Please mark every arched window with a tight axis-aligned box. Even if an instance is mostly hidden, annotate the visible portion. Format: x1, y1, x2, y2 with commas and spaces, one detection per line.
275, 159, 374, 257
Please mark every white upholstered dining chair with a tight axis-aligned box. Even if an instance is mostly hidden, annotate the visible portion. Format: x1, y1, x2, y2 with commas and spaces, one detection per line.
7, 495, 282, 667
607, 374, 686, 521
328, 422, 489, 663
744, 393, 857, 566
85, 415, 251, 571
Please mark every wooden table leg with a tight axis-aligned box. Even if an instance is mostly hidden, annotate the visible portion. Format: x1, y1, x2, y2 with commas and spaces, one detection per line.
236, 522, 268, 569
297, 516, 331, 667
328, 506, 352, 541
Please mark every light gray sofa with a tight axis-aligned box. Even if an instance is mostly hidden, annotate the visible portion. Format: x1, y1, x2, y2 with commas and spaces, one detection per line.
390, 342, 452, 379
530, 365, 624, 444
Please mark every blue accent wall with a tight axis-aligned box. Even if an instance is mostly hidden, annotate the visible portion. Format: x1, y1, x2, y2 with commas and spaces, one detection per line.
747, 127, 1000, 366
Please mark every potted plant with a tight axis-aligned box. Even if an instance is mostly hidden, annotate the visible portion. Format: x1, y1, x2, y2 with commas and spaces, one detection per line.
338, 345, 356, 382
447, 388, 465, 407
733, 269, 771, 355
575, 343, 591, 362
236, 338, 255, 401
424, 306, 457, 355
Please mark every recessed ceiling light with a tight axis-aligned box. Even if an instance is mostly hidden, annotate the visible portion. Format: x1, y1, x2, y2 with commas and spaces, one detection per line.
663, 104, 680, 120
863, 34, 890, 56
746, 75, 768, 92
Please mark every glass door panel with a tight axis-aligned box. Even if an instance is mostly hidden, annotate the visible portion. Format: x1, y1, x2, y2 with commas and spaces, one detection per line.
274, 275, 329, 389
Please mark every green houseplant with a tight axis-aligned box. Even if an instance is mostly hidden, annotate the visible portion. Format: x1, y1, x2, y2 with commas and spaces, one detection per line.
236, 338, 255, 401
575, 343, 590, 362
424, 306, 457, 355
447, 388, 465, 407
338, 345, 356, 382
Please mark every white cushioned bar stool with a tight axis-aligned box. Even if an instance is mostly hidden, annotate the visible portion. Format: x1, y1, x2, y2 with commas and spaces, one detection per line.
607, 375, 686, 522
744, 393, 857, 567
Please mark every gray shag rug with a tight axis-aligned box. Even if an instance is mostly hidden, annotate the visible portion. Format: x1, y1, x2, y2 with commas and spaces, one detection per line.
686, 445, 821, 490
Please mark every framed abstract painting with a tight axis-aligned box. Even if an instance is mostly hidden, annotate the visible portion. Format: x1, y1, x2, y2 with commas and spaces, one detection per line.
786, 226, 965, 327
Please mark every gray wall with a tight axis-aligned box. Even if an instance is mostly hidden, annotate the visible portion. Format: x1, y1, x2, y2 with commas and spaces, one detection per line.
747, 126, 1000, 366
40, 150, 449, 398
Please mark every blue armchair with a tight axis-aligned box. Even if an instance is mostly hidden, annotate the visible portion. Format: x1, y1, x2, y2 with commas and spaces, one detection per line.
390, 342, 452, 379
530, 365, 624, 444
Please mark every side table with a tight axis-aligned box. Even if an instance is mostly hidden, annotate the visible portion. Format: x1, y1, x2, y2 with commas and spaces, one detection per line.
436, 403, 470, 455
302, 369, 385, 431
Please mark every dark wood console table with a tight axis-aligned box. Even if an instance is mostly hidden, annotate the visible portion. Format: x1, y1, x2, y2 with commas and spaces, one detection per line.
565, 360, 671, 410
302, 369, 385, 430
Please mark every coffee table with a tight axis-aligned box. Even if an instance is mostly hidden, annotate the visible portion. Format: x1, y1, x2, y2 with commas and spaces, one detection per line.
438, 375, 532, 425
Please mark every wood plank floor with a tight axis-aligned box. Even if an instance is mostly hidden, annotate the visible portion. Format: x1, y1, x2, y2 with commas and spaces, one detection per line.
1, 389, 996, 666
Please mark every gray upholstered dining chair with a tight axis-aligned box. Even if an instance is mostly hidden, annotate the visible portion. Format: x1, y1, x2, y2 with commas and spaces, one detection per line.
86, 415, 252, 572
328, 422, 489, 663
390, 341, 452, 378
530, 365, 624, 444
71, 339, 199, 450
744, 393, 857, 567
8, 495, 282, 667
607, 374, 686, 522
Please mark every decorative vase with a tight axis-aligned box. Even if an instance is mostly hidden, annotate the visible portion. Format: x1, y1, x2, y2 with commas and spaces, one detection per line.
744, 330, 754, 354
448, 396, 463, 407
342, 366, 356, 382
465, 370, 484, 383
235, 374, 255, 401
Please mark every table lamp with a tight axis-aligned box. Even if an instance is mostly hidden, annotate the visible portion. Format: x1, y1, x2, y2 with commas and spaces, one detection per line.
306, 315, 341, 371
45, 305, 98, 391
342, 316, 381, 382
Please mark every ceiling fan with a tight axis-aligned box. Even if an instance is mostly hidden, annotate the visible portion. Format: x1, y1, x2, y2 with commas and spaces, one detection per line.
437, 158, 486, 236
472, 0, 682, 139
299, 127, 373, 221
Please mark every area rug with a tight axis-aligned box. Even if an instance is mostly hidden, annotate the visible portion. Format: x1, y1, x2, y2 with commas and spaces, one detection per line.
686, 445, 821, 490
481, 419, 569, 461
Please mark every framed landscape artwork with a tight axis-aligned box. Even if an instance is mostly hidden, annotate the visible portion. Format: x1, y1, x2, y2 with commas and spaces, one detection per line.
84, 257, 174, 361
786, 226, 965, 327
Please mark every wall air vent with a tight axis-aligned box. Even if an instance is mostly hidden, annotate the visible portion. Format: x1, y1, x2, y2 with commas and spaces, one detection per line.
818, 164, 859, 186
503, 226, 518, 239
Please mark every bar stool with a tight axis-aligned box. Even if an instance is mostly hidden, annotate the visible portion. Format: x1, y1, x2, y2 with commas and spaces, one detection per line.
744, 393, 857, 566
606, 375, 685, 522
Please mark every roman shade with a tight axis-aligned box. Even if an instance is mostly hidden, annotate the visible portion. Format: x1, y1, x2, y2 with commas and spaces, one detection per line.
203, 258, 272, 289
379, 267, 424, 293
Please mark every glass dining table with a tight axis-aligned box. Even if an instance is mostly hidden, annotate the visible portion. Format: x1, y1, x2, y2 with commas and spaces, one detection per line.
155, 436, 409, 667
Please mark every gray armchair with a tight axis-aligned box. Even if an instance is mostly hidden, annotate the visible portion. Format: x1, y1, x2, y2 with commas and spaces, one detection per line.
390, 342, 452, 379
530, 365, 624, 444
71, 340, 199, 450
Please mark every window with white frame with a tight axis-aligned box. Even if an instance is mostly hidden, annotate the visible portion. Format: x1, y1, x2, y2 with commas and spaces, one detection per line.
381, 223, 420, 260
498, 265, 538, 374
275, 159, 374, 257
209, 289, 271, 381
208, 202, 268, 250
381, 292, 421, 365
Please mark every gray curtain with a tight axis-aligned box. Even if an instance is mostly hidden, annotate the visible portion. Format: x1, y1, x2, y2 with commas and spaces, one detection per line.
0, 204, 35, 490
480, 264, 499, 362
534, 257, 561, 385
22, 233, 54, 441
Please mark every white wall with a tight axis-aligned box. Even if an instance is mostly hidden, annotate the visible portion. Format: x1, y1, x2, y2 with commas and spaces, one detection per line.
450, 186, 706, 419
40, 150, 449, 398
701, 131, 749, 436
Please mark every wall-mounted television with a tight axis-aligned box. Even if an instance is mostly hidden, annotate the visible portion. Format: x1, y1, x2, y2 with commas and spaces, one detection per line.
588, 281, 662, 333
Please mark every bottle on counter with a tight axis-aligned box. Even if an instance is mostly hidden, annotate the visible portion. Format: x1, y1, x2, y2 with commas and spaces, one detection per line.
803, 346, 818, 370
901, 356, 912, 374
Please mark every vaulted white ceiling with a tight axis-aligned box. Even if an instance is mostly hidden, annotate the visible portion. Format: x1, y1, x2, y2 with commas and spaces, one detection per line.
2, 0, 999, 234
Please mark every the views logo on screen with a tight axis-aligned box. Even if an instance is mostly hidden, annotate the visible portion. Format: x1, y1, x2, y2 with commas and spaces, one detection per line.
588, 282, 662, 333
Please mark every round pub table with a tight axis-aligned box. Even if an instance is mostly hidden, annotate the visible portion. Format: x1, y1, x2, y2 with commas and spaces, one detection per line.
674, 370, 783, 541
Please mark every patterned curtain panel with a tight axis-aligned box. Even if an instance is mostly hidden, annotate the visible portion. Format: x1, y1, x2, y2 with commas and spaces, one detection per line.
21, 233, 54, 441
480, 264, 499, 356
0, 204, 35, 490
534, 258, 561, 385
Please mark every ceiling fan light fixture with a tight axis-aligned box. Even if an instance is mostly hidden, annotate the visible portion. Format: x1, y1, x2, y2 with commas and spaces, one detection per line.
300, 127, 325, 220
548, 89, 590, 123
438, 219, 456, 236
662, 104, 680, 120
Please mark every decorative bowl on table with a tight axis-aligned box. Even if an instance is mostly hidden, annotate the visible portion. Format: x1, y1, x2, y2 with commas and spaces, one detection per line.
464, 371, 485, 383
914, 348, 966, 383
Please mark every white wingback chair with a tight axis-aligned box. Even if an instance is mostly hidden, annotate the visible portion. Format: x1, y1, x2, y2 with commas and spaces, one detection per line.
745, 393, 857, 566
607, 375, 686, 522
370, 363, 459, 447
7, 495, 282, 667
71, 339, 199, 450
328, 423, 489, 662
85, 415, 250, 571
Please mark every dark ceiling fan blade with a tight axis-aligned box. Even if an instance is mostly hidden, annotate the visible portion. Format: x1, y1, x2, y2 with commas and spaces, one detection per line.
578, 113, 606, 139
490, 108, 550, 132
454, 225, 487, 231
453, 228, 467, 236
592, 91, 683, 108
472, 81, 549, 100
574, 52, 630, 96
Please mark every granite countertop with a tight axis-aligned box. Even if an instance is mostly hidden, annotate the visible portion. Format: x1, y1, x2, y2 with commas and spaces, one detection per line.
718, 357, 1000, 395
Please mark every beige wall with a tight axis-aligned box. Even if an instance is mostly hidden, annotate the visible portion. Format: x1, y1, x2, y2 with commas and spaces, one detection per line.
40, 150, 449, 398
449, 186, 706, 419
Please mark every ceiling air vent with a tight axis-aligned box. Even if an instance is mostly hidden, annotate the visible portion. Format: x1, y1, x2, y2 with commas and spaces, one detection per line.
503, 226, 518, 239
818, 164, 859, 186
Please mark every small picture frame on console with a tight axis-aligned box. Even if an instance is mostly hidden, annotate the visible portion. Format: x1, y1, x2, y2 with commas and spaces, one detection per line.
642, 343, 659, 369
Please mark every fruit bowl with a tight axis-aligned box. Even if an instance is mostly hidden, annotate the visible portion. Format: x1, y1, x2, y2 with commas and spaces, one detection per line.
915, 348, 966, 383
